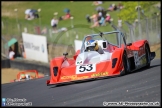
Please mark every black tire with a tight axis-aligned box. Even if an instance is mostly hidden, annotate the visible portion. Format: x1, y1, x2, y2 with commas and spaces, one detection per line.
120, 52, 129, 76
145, 44, 151, 68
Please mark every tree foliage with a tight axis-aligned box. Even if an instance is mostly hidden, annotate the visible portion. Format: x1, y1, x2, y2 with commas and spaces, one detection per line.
118, 1, 159, 23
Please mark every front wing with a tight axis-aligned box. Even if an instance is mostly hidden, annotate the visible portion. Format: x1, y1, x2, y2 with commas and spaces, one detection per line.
47, 57, 124, 86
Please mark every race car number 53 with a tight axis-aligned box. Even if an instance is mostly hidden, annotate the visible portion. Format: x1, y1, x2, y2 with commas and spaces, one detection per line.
76, 64, 96, 74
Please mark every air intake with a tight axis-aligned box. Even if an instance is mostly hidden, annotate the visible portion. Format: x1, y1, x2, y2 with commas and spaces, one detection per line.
53, 67, 58, 76
112, 58, 117, 68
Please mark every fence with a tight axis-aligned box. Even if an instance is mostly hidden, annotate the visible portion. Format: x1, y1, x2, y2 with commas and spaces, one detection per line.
1, 15, 161, 60
124, 15, 161, 45
1, 36, 9, 59
1, 20, 99, 60
1, 21, 95, 44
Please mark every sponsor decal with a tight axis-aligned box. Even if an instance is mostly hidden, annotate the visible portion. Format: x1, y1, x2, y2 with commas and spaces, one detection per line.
23, 41, 40, 51
61, 75, 88, 80
91, 72, 108, 78
77, 60, 82, 64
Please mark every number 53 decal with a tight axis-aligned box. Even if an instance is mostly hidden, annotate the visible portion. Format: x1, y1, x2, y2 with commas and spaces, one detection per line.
76, 64, 96, 74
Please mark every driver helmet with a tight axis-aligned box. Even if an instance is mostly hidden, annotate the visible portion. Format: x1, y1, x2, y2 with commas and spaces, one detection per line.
86, 40, 99, 51
25, 74, 30, 80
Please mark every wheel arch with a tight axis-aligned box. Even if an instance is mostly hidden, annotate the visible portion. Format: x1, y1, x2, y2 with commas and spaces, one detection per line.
144, 42, 151, 53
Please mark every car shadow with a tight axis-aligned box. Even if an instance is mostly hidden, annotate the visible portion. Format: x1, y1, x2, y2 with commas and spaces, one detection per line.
127, 64, 161, 75
50, 78, 97, 88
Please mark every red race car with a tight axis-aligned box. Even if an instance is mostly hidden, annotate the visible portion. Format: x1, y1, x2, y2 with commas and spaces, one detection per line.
47, 27, 155, 86
10, 70, 44, 82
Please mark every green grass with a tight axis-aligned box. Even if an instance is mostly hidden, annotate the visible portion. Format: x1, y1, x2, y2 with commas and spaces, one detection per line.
2, 1, 160, 46
2, 1, 122, 44
2, 1, 120, 26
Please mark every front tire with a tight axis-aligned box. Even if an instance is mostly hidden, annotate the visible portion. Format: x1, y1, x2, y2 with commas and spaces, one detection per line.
120, 52, 129, 76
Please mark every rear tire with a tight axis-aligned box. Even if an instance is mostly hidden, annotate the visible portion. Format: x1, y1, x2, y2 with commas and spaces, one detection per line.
145, 44, 150, 68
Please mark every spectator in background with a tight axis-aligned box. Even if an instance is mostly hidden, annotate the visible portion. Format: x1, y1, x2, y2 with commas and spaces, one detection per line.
99, 16, 105, 26
90, 12, 99, 28
25, 9, 39, 20
86, 14, 91, 23
59, 12, 71, 21
41, 27, 47, 34
92, 1, 103, 6
9, 47, 15, 60
112, 4, 117, 11
59, 8, 72, 21
108, 3, 117, 11
51, 17, 58, 33
105, 13, 111, 24
108, 4, 113, 11
98, 11, 102, 20
25, 12, 34, 20
101, 10, 107, 18
63, 12, 71, 20
51, 17, 55, 29
117, 3, 124, 10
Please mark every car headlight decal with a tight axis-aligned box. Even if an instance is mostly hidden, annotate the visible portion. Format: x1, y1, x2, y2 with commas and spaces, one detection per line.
112, 58, 117, 68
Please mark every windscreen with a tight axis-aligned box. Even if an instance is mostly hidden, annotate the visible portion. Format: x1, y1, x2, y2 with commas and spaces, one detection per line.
80, 32, 121, 53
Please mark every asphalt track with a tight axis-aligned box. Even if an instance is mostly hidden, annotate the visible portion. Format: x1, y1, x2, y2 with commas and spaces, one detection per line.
2, 59, 161, 106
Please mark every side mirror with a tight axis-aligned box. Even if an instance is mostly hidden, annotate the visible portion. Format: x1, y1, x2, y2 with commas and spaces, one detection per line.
127, 43, 132, 46
63, 52, 68, 60
63, 52, 68, 56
